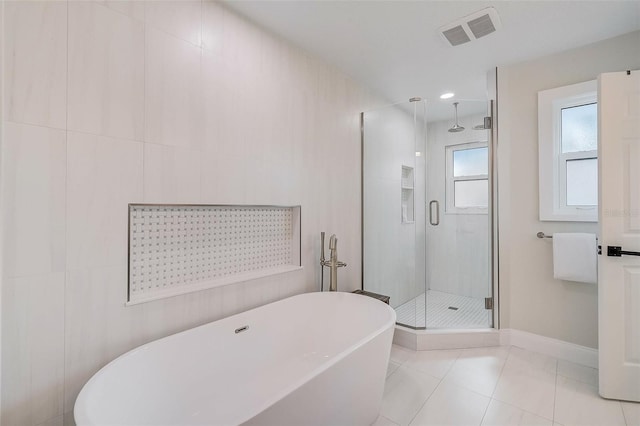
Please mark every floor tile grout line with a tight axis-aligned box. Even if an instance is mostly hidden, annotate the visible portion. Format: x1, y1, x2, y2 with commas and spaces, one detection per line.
488, 397, 554, 424
488, 344, 511, 399
495, 345, 557, 423
386, 344, 630, 426
396, 362, 442, 383
406, 376, 443, 426
399, 356, 458, 382
619, 400, 629, 426
406, 350, 491, 426
380, 365, 430, 426
477, 396, 492, 426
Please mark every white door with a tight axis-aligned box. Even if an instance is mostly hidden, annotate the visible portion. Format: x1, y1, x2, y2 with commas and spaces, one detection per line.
598, 70, 640, 402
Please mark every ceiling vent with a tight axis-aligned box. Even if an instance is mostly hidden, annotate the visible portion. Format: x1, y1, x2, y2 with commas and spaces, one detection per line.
439, 7, 502, 47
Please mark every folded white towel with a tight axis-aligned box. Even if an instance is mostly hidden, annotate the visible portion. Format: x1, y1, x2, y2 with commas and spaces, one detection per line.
552, 233, 597, 284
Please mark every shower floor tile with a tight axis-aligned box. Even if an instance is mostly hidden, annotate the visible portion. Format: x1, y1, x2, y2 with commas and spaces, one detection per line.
394, 290, 489, 329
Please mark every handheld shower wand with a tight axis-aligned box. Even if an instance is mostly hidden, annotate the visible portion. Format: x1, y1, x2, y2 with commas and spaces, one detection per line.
328, 235, 338, 291
320, 232, 347, 291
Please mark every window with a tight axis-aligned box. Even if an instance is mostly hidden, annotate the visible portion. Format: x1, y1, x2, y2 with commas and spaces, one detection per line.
446, 142, 488, 214
538, 80, 597, 221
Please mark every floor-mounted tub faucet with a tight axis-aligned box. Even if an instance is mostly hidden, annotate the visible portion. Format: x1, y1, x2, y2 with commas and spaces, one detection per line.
320, 232, 347, 291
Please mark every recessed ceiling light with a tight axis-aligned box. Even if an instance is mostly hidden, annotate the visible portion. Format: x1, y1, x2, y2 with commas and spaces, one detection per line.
440, 92, 455, 99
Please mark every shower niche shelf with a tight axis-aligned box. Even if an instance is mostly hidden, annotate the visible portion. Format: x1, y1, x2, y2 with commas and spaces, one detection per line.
127, 204, 302, 305
401, 165, 415, 223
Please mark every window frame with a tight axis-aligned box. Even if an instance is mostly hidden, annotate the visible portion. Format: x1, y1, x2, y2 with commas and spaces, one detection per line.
445, 141, 489, 215
538, 80, 598, 222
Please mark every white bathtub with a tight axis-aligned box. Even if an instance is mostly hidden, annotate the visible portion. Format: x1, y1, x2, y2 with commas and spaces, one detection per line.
74, 291, 396, 426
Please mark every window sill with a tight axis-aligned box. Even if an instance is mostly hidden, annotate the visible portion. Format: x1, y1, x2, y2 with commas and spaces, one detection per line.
540, 213, 597, 222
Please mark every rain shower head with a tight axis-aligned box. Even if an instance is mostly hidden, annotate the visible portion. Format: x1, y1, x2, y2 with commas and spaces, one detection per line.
448, 102, 465, 133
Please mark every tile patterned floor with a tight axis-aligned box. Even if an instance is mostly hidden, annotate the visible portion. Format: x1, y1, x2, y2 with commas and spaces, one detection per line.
395, 290, 490, 329
374, 344, 640, 426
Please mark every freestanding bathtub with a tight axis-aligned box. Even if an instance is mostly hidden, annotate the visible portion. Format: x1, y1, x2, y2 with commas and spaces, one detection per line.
74, 291, 396, 426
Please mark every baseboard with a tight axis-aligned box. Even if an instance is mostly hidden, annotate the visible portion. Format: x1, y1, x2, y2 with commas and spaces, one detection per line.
501, 328, 598, 369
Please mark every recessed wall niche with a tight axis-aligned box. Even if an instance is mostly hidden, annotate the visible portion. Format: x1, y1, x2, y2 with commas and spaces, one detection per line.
128, 204, 302, 304
401, 165, 415, 223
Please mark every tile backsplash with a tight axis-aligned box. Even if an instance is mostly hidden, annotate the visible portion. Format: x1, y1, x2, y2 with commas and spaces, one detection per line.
1, 1, 379, 425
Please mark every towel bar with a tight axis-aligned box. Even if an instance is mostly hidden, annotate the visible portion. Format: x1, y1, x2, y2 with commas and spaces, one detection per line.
538, 232, 601, 255
537, 231, 600, 242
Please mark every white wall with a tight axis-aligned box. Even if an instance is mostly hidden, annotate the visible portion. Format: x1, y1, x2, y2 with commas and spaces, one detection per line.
0, 2, 381, 425
362, 103, 426, 309
426, 111, 490, 300
497, 30, 640, 349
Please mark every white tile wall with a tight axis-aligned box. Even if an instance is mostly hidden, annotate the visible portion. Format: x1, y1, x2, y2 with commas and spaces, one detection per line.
35, 414, 65, 426
1, 1, 377, 425
1, 273, 65, 426
4, 1, 67, 129
200, 149, 246, 204
145, 27, 203, 149
2, 123, 66, 278
97, 1, 145, 22
202, 0, 223, 54
68, 1, 145, 141
143, 143, 201, 203
63, 265, 136, 413
66, 132, 144, 270
145, 0, 202, 47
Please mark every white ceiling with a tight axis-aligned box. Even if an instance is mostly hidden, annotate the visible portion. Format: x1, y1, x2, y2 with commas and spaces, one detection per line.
225, 1, 640, 120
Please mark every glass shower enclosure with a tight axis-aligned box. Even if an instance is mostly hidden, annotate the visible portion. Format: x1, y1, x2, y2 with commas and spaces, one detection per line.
362, 98, 493, 329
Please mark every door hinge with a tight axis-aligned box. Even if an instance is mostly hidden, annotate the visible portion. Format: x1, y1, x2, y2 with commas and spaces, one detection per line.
483, 116, 492, 130
484, 297, 494, 310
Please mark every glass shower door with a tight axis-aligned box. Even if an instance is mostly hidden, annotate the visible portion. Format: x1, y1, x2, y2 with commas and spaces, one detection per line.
362, 100, 427, 329
424, 99, 493, 329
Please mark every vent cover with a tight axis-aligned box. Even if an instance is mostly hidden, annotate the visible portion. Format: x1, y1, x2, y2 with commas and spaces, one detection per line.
468, 14, 496, 39
439, 7, 501, 47
442, 25, 471, 46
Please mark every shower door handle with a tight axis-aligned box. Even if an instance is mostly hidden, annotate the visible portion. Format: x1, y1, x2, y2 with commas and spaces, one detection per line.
429, 200, 440, 226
